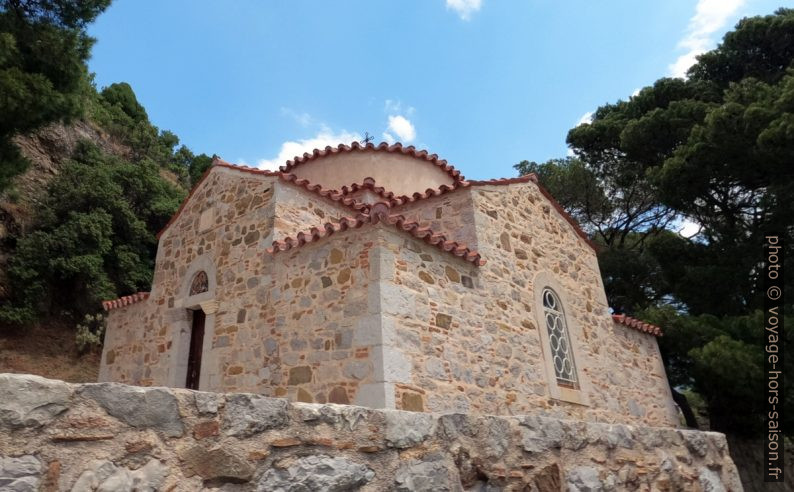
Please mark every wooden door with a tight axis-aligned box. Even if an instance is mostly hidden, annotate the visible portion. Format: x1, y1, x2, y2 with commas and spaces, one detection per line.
185, 309, 205, 390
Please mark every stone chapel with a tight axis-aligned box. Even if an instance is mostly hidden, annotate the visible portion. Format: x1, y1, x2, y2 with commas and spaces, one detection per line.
100, 142, 679, 428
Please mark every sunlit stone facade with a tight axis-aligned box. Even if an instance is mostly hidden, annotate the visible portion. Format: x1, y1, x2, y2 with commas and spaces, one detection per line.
100, 143, 678, 427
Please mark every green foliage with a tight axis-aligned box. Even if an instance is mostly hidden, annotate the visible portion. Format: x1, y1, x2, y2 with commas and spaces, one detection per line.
0, 0, 110, 191
680, 389, 709, 428
515, 158, 613, 241
642, 307, 792, 436
100, 82, 148, 122
596, 237, 669, 314
187, 152, 213, 186
689, 8, 794, 86
690, 335, 764, 433
0, 138, 27, 191
566, 8, 794, 316
0, 142, 185, 323
0, 4, 212, 330
523, 8, 794, 436
5, 183, 19, 202
86, 81, 211, 187
75, 312, 106, 352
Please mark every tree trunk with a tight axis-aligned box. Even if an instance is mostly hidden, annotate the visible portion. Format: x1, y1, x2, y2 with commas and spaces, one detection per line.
671, 386, 699, 429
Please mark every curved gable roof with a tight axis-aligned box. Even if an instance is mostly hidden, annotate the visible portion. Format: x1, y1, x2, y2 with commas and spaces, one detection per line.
279, 142, 464, 197
280, 141, 464, 181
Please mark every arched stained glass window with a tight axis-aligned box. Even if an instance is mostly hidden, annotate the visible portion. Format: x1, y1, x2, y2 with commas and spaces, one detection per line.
542, 288, 578, 387
189, 271, 209, 296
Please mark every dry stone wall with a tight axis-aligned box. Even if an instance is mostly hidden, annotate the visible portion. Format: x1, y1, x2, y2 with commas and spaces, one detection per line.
0, 374, 741, 491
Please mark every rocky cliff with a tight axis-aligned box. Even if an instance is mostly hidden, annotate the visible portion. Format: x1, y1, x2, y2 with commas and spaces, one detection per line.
0, 120, 131, 298
0, 373, 742, 491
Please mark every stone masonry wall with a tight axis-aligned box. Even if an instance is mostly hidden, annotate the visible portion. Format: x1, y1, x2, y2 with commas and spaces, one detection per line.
101, 167, 277, 389
373, 182, 677, 427
392, 189, 479, 251
467, 182, 678, 427
101, 171, 356, 392
99, 301, 151, 385
0, 374, 742, 491
259, 227, 379, 407
271, 182, 355, 242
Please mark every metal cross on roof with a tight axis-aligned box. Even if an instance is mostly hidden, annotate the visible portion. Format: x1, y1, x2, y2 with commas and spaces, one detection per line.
361, 132, 374, 144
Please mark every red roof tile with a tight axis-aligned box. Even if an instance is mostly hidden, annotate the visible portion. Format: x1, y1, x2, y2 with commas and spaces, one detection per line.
467, 175, 538, 186
340, 177, 394, 198
612, 314, 663, 337
279, 173, 369, 212
268, 202, 485, 266
279, 142, 466, 184
212, 158, 281, 177
336, 176, 470, 208
102, 292, 150, 311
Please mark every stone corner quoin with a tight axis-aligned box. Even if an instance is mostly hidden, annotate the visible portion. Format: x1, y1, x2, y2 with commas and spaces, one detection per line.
0, 374, 742, 491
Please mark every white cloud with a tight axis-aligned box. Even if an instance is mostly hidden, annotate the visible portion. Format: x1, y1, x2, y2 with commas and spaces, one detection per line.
386, 115, 416, 142
445, 0, 482, 20
256, 126, 361, 170
669, 0, 745, 78
576, 111, 593, 126
631, 88, 641, 97
280, 107, 313, 127
384, 99, 415, 116
677, 218, 702, 238
382, 131, 395, 144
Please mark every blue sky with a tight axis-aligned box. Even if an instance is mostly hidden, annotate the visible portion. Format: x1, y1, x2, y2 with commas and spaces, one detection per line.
88, 0, 783, 180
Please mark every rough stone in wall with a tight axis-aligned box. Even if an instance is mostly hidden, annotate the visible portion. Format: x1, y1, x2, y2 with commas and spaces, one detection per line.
0, 374, 743, 491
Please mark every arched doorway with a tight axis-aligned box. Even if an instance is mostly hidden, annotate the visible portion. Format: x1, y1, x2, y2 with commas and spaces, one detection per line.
185, 308, 206, 390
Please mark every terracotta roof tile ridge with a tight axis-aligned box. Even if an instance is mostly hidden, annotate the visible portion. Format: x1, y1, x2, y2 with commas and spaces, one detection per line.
278, 173, 369, 212
611, 313, 663, 337
280, 174, 471, 212
369, 181, 472, 208
268, 213, 371, 253
467, 173, 538, 186
382, 213, 482, 263
102, 292, 150, 311
268, 203, 485, 266
340, 177, 394, 198
212, 157, 281, 176
335, 177, 464, 206
278, 141, 466, 183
